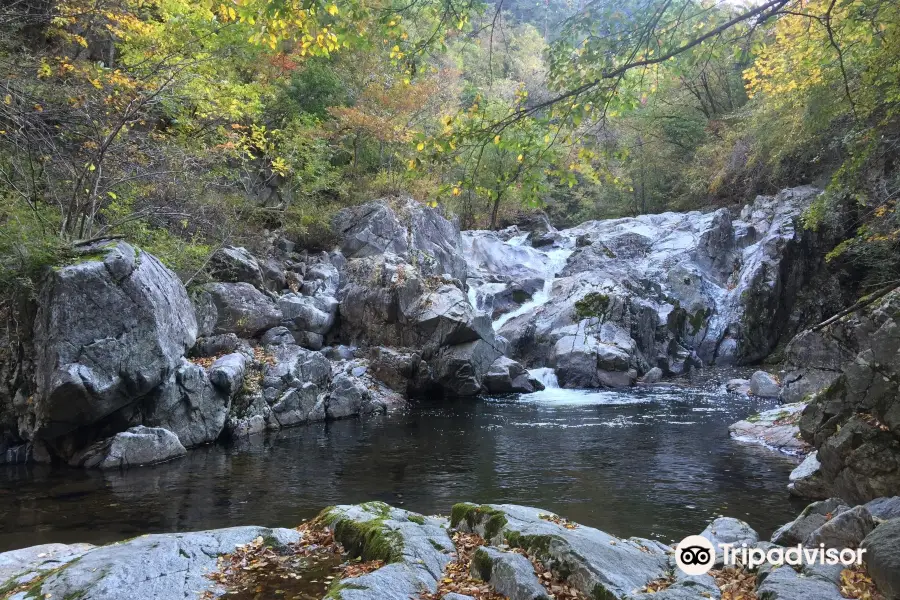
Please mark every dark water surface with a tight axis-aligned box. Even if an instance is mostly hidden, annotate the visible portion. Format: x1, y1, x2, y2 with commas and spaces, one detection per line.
0, 384, 805, 552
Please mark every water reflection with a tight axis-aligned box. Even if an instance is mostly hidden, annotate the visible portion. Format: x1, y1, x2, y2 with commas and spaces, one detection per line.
0, 386, 805, 552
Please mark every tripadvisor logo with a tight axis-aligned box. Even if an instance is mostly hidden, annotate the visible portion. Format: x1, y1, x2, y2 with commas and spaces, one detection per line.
675, 535, 866, 575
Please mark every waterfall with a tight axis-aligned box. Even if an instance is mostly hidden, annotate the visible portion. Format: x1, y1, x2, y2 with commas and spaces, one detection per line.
491, 240, 575, 331
528, 367, 559, 389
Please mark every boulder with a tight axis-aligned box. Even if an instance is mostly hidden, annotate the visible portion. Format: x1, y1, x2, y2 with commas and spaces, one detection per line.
432, 340, 502, 397
865, 497, 900, 521
771, 498, 850, 546
488, 187, 828, 376
756, 561, 845, 600
483, 357, 543, 395
470, 546, 549, 600
638, 367, 663, 384
333, 202, 409, 259
278, 293, 336, 335
788, 451, 832, 499
862, 519, 900, 600
333, 197, 466, 281
262, 343, 331, 402
260, 326, 294, 346
193, 282, 282, 337
143, 358, 231, 447
208, 353, 247, 398
1, 527, 299, 600
69, 426, 186, 469
552, 324, 636, 389
415, 284, 491, 348
321, 502, 454, 599
267, 384, 323, 429
749, 371, 781, 398
700, 517, 759, 549
27, 241, 197, 449
452, 503, 668, 599
191, 333, 241, 358
207, 246, 265, 289
805, 505, 875, 549
326, 374, 369, 420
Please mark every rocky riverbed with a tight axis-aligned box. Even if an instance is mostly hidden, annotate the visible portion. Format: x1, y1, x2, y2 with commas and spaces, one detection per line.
1, 188, 899, 598
2, 497, 899, 600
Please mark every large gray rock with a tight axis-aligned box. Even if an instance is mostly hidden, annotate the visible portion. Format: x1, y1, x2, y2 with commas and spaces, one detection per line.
865, 497, 900, 521
795, 289, 900, 503
862, 519, 900, 600
333, 197, 466, 281
771, 498, 850, 546
207, 353, 247, 398
805, 505, 875, 549
321, 502, 455, 600
193, 282, 282, 337
551, 322, 636, 389
749, 371, 781, 398
278, 293, 336, 335
756, 561, 845, 600
327, 374, 369, 419
700, 517, 759, 549
208, 246, 265, 289
483, 357, 543, 394
415, 284, 491, 348
143, 358, 230, 447
452, 503, 668, 599
69, 426, 186, 469
0, 527, 300, 600
432, 340, 502, 397
26, 241, 197, 450
788, 451, 833, 499
470, 546, 548, 600
333, 202, 409, 259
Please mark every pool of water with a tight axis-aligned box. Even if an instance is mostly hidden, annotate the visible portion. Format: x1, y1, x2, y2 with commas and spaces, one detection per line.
0, 383, 805, 552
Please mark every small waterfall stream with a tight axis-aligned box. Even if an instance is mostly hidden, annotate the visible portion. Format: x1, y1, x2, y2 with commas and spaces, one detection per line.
492, 242, 575, 331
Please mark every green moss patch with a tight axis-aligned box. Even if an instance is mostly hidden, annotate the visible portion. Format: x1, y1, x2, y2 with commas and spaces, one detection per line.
318, 504, 404, 563
449, 504, 508, 540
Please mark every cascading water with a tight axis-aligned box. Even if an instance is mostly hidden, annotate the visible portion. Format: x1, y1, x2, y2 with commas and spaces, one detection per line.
527, 367, 559, 389
491, 239, 575, 331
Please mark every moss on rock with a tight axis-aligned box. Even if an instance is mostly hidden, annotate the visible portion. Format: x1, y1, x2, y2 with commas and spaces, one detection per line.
450, 504, 508, 540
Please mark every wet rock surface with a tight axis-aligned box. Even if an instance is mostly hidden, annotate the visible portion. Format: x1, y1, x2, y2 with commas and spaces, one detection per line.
728, 402, 808, 455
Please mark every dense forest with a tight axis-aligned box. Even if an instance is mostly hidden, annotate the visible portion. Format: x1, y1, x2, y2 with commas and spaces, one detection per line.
1, 0, 898, 302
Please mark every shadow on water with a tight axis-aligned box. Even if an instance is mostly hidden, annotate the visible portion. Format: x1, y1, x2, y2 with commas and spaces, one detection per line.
0, 384, 807, 552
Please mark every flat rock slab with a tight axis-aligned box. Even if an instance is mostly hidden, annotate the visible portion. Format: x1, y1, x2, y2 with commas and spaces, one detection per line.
0, 526, 299, 600
322, 502, 455, 599
452, 503, 669, 599
729, 402, 809, 454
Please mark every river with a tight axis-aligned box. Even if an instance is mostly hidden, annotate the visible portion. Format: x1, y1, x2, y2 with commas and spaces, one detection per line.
0, 379, 804, 552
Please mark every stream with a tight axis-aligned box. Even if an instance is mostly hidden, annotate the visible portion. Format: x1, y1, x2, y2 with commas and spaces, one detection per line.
0, 379, 803, 553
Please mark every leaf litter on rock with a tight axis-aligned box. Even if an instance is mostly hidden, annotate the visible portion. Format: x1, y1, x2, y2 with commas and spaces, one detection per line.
202, 522, 382, 600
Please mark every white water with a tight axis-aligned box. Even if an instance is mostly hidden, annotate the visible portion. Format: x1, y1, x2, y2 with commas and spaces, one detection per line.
491, 238, 575, 331
528, 367, 559, 388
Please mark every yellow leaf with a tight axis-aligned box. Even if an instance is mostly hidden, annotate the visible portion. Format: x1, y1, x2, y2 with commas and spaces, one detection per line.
493, 135, 500, 144
416, 142, 425, 151
326, 4, 339, 15
517, 154, 523, 162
